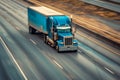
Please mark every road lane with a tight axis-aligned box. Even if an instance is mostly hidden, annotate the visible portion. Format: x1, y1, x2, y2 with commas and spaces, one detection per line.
80, 0, 120, 13
0, 24, 44, 80
0, 36, 28, 80
77, 41, 120, 78
87, 15, 120, 31
109, 0, 120, 3
3, 0, 27, 13
34, 40, 118, 80
0, 0, 27, 26
0, 38, 10, 80
0, 36, 26, 80
76, 31, 120, 76
0, 15, 68, 80
76, 30, 120, 63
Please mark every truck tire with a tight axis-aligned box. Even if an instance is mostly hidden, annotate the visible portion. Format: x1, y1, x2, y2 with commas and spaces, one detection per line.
56, 46, 60, 53
29, 26, 36, 34
52, 41, 56, 48
55, 43, 60, 53
57, 47, 60, 53
74, 50, 77, 52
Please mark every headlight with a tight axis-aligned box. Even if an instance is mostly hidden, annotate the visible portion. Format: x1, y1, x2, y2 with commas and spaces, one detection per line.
60, 42, 64, 44
73, 42, 77, 43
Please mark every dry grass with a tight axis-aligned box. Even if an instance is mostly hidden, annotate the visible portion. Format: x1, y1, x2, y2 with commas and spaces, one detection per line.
38, 0, 120, 21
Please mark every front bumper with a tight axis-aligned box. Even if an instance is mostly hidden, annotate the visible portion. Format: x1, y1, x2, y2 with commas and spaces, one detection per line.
59, 46, 78, 52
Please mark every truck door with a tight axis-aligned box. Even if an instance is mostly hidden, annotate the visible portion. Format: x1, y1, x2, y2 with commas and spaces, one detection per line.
47, 17, 53, 39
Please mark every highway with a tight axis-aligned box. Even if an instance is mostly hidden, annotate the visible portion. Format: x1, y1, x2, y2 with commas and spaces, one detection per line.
108, 0, 120, 3
0, 0, 120, 80
0, 35, 25, 80
0, 38, 11, 80
80, 0, 120, 13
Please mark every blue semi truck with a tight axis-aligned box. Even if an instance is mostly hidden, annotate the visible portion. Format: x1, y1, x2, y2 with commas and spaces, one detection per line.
28, 6, 78, 52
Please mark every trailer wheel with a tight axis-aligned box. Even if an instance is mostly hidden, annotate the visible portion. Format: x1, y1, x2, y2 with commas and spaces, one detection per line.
29, 26, 36, 34
74, 50, 77, 52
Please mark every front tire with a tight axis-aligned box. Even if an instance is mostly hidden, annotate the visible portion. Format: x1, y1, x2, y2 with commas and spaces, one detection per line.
56, 46, 60, 53
57, 47, 60, 53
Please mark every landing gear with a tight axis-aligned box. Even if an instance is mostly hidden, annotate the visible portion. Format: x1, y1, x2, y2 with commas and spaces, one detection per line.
29, 26, 36, 34
44, 34, 48, 44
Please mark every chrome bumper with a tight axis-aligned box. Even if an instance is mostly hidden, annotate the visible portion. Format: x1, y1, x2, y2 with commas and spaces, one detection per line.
59, 46, 78, 51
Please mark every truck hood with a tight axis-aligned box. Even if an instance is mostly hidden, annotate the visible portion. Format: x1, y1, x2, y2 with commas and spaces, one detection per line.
58, 33, 73, 38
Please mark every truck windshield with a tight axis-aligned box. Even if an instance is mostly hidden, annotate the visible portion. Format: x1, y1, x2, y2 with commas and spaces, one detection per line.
56, 26, 71, 33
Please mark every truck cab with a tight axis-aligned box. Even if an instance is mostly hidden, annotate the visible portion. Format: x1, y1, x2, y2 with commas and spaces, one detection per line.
45, 15, 78, 52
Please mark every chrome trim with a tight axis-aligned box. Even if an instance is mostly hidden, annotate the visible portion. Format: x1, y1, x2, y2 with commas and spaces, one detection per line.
64, 36, 73, 46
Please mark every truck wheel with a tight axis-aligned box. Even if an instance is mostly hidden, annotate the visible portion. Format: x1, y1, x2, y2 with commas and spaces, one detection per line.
58, 47, 62, 53
74, 50, 77, 52
58, 47, 60, 53
56, 46, 60, 53
55, 43, 60, 52
29, 26, 36, 34
53, 41, 57, 48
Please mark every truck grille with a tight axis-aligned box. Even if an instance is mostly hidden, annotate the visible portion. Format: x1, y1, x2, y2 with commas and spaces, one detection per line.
65, 37, 72, 45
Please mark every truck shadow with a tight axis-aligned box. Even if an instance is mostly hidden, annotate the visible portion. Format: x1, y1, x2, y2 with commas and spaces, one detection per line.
31, 32, 78, 54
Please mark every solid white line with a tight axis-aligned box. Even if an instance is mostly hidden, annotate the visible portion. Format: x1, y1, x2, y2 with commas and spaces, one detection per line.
53, 60, 63, 69
78, 49, 82, 53
0, 37, 28, 80
15, 27, 20, 30
30, 39, 36, 45
104, 67, 114, 74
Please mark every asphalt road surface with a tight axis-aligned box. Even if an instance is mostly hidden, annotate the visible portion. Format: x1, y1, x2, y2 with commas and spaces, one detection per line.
80, 0, 120, 13
110, 0, 120, 3
0, 0, 120, 80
